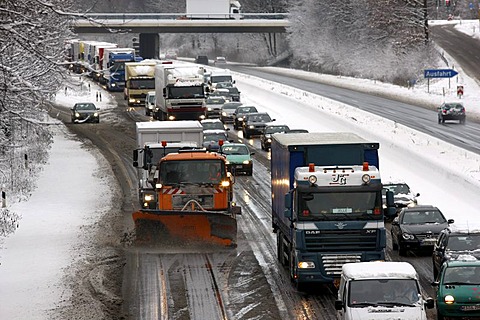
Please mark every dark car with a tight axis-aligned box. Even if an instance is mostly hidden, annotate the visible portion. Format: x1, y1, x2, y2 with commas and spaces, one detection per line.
391, 205, 454, 256
242, 112, 275, 139
432, 227, 480, 278
260, 124, 290, 150
202, 129, 230, 152
437, 101, 466, 124
200, 119, 228, 131
233, 105, 258, 130
71, 102, 100, 123
220, 101, 242, 124
381, 182, 420, 216
433, 260, 480, 319
223, 86, 241, 102
195, 55, 209, 65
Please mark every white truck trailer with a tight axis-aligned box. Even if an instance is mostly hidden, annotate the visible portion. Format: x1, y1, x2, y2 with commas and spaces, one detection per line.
154, 64, 208, 121
186, 0, 242, 19
132, 121, 204, 208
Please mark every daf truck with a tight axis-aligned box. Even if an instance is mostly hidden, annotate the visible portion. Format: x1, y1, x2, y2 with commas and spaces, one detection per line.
271, 132, 395, 290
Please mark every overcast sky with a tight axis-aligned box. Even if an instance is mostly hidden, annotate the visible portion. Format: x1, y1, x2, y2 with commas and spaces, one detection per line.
1, 19, 480, 320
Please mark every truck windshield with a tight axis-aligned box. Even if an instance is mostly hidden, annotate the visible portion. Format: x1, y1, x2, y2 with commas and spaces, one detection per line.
130, 79, 155, 89
159, 160, 225, 184
298, 191, 380, 219
168, 86, 205, 99
348, 279, 420, 307
211, 75, 232, 83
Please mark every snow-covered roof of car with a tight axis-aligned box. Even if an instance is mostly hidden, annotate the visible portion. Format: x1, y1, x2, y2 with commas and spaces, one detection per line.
448, 223, 480, 234
342, 261, 418, 280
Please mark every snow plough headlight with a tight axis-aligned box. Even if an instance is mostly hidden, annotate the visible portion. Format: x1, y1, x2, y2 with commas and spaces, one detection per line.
144, 194, 154, 202
298, 261, 315, 269
221, 180, 230, 187
361, 174, 371, 184
308, 175, 317, 184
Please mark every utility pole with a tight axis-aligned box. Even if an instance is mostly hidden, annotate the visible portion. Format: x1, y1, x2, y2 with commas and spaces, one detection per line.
424, 0, 429, 44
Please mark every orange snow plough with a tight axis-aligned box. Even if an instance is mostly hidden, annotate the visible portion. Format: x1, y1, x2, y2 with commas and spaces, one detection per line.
132, 150, 241, 247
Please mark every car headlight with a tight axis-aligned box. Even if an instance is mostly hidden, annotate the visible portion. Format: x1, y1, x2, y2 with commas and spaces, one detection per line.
298, 261, 315, 269
75, 112, 80, 117
267, 138, 272, 143
238, 117, 243, 121
249, 125, 254, 129
129, 98, 136, 103
444, 295, 455, 304
208, 107, 213, 111
222, 112, 227, 116
242, 160, 251, 164
93, 112, 98, 117
402, 233, 415, 240
225, 160, 230, 164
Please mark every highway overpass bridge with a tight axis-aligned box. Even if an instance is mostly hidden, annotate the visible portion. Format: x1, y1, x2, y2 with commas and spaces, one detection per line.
71, 13, 290, 58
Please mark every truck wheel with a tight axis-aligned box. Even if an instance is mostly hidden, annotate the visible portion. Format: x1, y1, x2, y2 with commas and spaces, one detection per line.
277, 232, 287, 266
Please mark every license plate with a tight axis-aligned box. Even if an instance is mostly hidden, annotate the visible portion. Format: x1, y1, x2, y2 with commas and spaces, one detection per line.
421, 239, 436, 245
235, 165, 243, 169
461, 305, 480, 311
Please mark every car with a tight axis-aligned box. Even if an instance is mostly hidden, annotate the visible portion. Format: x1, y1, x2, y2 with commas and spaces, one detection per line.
382, 182, 420, 217
200, 119, 228, 131
223, 86, 241, 102
220, 102, 242, 124
242, 112, 275, 139
202, 129, 230, 152
391, 205, 454, 256
71, 102, 100, 123
260, 124, 290, 150
195, 55, 209, 65
432, 226, 480, 278
144, 91, 155, 116
219, 143, 254, 175
165, 50, 177, 60
438, 101, 466, 124
432, 260, 480, 319
214, 56, 227, 66
233, 105, 258, 130
205, 96, 227, 118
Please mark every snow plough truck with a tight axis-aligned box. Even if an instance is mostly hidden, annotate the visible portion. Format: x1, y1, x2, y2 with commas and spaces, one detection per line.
132, 148, 241, 247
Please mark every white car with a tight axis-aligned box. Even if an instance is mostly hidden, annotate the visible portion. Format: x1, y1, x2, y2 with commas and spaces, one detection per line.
214, 56, 227, 66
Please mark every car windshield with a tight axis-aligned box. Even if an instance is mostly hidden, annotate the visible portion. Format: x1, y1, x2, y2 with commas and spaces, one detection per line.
248, 114, 271, 122
238, 107, 257, 114
444, 266, 480, 285
266, 126, 289, 134
383, 184, 411, 196
207, 97, 226, 105
221, 145, 249, 155
349, 279, 420, 307
204, 132, 227, 142
223, 103, 242, 110
401, 210, 446, 224
447, 235, 480, 251
202, 122, 224, 130
444, 103, 464, 110
75, 103, 96, 110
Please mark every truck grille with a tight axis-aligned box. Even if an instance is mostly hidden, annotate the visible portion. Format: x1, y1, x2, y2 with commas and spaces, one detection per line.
322, 254, 362, 276
305, 229, 378, 252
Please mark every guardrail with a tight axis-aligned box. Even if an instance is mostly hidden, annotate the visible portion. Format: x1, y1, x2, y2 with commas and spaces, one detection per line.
81, 13, 289, 20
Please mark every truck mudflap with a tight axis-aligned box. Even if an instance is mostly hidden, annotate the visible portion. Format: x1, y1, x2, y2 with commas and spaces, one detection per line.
132, 200, 238, 247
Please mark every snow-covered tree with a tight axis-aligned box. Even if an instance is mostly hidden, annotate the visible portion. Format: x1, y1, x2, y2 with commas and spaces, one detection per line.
0, 0, 75, 236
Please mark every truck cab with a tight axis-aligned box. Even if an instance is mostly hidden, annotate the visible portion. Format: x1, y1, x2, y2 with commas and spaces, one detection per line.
335, 261, 434, 319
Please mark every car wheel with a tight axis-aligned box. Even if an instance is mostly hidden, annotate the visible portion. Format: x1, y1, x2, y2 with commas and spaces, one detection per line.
433, 264, 438, 280
234, 123, 238, 130
247, 168, 253, 176
436, 308, 445, 320
392, 233, 398, 250
398, 243, 407, 256
438, 117, 441, 124
71, 117, 75, 124
461, 118, 466, 125
244, 131, 249, 139
441, 118, 445, 123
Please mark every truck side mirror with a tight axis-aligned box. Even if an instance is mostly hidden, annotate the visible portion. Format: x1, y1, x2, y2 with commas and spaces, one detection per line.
133, 149, 139, 167
386, 190, 394, 206
334, 300, 343, 310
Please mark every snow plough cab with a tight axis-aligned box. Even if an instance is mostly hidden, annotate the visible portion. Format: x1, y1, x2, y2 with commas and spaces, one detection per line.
132, 150, 241, 247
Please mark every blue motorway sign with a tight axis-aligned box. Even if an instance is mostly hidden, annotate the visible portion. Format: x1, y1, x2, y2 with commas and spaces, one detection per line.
424, 69, 458, 78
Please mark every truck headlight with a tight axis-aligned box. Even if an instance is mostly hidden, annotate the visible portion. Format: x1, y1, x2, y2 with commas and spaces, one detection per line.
129, 98, 136, 103
298, 261, 315, 269
144, 194, 154, 202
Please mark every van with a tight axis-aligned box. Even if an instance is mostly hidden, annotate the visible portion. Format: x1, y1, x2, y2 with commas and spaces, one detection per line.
145, 91, 155, 116
335, 261, 434, 320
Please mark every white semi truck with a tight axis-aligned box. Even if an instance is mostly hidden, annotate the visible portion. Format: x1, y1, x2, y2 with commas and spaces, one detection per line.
132, 121, 204, 209
186, 0, 242, 19
154, 64, 208, 121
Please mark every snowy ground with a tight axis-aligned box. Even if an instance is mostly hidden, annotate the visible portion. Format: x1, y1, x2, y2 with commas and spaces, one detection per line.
1, 19, 480, 319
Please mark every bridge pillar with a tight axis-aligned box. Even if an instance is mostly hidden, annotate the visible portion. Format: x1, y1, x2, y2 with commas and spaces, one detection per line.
139, 33, 159, 59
